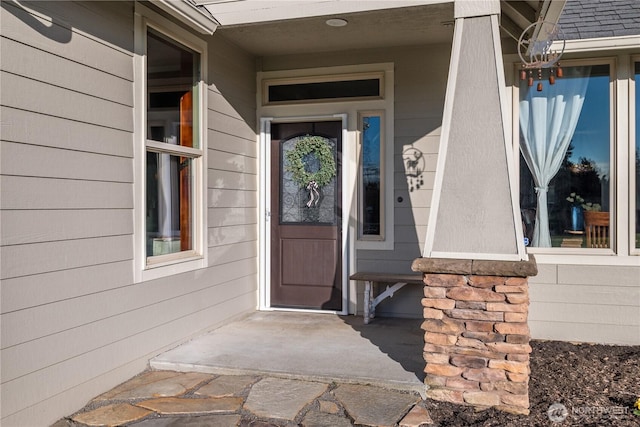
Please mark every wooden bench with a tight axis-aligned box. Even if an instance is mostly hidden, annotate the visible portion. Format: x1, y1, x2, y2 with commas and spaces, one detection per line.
349, 272, 424, 324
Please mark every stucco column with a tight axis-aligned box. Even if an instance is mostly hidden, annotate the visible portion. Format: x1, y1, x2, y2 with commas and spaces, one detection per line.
416, 1, 537, 414
423, 0, 526, 262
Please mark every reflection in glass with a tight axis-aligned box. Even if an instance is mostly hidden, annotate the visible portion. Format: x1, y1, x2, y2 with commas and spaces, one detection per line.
146, 153, 192, 256
146, 29, 198, 148
280, 136, 337, 224
519, 65, 611, 248
362, 115, 381, 236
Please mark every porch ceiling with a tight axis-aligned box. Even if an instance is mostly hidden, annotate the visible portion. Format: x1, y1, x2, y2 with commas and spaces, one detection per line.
197, 0, 557, 57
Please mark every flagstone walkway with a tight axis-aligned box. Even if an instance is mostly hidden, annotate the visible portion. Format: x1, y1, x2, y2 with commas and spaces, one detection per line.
53, 370, 434, 426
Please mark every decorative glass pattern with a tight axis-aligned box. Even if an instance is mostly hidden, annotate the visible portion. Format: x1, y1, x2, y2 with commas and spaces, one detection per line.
281, 136, 337, 224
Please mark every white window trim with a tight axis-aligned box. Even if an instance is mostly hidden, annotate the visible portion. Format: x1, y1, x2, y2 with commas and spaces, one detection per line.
511, 55, 640, 264
134, 3, 208, 283
631, 55, 640, 256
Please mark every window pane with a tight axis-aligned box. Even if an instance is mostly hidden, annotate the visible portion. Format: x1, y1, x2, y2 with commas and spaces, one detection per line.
146, 153, 193, 257
519, 64, 611, 248
632, 62, 640, 248
268, 79, 380, 103
362, 115, 381, 236
147, 30, 199, 148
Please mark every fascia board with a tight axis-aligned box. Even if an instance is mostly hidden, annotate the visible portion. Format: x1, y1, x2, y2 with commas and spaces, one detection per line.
199, 0, 451, 26
553, 35, 640, 53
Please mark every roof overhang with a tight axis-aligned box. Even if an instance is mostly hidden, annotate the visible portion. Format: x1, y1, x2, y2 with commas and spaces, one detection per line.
161, 0, 567, 56
194, 0, 449, 26
500, 0, 567, 44
153, 0, 219, 34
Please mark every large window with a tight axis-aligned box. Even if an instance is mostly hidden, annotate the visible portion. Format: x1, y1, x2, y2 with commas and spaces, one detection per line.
519, 63, 612, 249
145, 29, 202, 261
135, 4, 207, 279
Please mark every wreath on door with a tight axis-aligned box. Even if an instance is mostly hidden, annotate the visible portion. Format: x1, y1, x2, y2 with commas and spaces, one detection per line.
285, 135, 337, 207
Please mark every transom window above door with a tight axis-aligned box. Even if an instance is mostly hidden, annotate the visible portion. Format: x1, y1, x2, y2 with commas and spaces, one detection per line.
263, 72, 384, 105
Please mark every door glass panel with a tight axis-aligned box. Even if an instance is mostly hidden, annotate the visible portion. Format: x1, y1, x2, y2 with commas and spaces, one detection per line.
281, 136, 337, 224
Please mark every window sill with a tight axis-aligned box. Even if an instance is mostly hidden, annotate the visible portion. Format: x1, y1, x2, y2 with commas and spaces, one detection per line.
531, 252, 640, 266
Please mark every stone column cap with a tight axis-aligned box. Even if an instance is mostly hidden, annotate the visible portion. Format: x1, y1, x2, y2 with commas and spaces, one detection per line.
412, 255, 537, 277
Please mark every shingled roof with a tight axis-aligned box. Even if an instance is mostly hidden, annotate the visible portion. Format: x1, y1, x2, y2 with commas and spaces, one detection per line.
558, 0, 640, 39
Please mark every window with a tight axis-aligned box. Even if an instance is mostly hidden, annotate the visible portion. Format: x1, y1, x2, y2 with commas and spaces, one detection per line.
263, 72, 383, 105
519, 63, 612, 250
135, 5, 207, 279
635, 62, 640, 250
359, 111, 385, 240
145, 29, 201, 261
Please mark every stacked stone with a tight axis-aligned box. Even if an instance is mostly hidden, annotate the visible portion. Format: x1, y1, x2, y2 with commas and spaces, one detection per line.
419, 271, 532, 415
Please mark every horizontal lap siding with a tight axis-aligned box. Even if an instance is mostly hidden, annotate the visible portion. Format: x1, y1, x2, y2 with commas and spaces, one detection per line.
529, 263, 640, 345
0, 2, 137, 424
0, 2, 258, 425
351, 45, 448, 318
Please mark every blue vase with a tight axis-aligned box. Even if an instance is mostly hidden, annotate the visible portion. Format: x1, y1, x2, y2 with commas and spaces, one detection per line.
570, 206, 584, 231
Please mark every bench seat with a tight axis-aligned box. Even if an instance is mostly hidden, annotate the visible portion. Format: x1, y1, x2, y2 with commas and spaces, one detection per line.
349, 272, 424, 324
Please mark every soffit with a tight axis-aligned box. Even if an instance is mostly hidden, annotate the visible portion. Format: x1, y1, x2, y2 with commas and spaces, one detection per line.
196, 0, 563, 57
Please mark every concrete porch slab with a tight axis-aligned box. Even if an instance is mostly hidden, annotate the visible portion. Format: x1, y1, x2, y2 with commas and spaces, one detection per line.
151, 312, 426, 395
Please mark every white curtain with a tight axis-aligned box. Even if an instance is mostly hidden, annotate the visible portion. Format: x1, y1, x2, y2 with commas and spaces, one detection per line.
519, 67, 591, 247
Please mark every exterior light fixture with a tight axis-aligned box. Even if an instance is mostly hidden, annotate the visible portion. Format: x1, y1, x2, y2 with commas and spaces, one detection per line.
518, 21, 565, 91
326, 18, 348, 27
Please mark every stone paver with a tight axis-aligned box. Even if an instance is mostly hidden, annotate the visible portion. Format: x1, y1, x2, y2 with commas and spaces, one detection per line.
136, 396, 243, 414
131, 414, 242, 426
95, 371, 213, 400
333, 384, 420, 427
244, 378, 328, 421
194, 374, 258, 397
301, 409, 353, 427
72, 403, 152, 426
399, 404, 434, 426
62, 372, 433, 427
318, 400, 340, 414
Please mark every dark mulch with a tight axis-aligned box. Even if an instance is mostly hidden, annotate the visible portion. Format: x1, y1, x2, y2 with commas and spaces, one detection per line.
424, 340, 640, 426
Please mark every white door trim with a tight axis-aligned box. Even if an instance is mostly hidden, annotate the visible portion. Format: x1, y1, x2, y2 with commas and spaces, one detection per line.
259, 114, 349, 315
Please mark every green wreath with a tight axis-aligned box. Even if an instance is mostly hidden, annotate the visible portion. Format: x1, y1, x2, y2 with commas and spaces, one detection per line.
285, 135, 337, 188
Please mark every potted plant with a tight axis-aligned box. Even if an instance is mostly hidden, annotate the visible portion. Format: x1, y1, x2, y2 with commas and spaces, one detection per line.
566, 192, 585, 231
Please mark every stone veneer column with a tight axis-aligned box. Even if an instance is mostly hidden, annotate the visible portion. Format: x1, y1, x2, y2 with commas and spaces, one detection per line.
412, 257, 537, 415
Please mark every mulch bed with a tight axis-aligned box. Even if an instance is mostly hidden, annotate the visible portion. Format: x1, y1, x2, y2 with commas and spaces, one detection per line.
423, 340, 640, 426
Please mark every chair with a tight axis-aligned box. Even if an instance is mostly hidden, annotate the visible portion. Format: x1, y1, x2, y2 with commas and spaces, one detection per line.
584, 211, 609, 248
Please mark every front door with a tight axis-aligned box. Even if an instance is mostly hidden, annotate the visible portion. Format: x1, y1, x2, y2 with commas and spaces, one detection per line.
270, 121, 342, 310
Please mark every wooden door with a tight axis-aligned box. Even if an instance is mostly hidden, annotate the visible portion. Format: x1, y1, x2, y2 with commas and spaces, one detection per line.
270, 121, 342, 310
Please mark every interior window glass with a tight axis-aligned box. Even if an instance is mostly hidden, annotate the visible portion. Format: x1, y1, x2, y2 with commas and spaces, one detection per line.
361, 115, 382, 237
145, 28, 199, 259
146, 29, 198, 148
519, 64, 611, 249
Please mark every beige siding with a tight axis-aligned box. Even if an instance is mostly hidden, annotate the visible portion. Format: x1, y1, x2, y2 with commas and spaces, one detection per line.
356, 45, 450, 277
529, 263, 640, 345
0, 2, 257, 425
